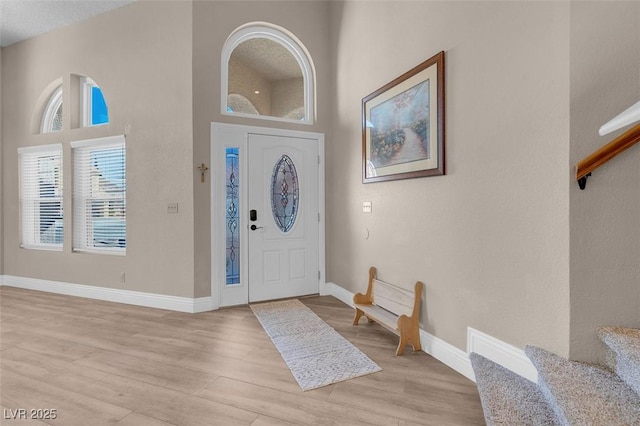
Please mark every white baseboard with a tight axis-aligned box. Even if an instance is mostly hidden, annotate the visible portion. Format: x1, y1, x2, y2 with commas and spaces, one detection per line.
421, 328, 475, 381
467, 327, 537, 383
1, 275, 213, 314
324, 281, 535, 383
321, 281, 355, 307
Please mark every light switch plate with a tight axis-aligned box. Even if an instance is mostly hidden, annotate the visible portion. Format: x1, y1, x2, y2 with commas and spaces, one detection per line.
362, 201, 372, 213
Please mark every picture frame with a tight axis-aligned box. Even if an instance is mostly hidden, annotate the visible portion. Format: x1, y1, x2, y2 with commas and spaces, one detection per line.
362, 51, 445, 183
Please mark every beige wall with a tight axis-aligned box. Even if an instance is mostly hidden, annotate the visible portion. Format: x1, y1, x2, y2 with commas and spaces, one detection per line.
2, 2, 195, 297
2, 0, 637, 363
569, 1, 640, 363
192, 0, 332, 297
328, 1, 572, 355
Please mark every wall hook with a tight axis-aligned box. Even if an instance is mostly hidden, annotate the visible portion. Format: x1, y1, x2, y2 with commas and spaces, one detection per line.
198, 163, 209, 183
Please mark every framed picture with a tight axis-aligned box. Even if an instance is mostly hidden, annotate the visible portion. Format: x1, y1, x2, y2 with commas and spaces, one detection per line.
362, 51, 445, 183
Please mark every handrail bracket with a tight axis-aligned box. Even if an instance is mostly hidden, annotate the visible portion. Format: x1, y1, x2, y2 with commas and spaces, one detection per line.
577, 173, 591, 190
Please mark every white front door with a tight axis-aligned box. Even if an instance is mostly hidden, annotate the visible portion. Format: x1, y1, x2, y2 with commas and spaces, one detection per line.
247, 133, 319, 302
211, 123, 324, 308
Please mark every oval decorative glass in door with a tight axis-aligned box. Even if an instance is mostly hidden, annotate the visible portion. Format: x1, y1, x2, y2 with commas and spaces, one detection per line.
271, 154, 299, 232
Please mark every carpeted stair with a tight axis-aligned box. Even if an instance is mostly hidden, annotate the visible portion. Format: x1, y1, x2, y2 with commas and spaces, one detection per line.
525, 345, 640, 425
597, 326, 640, 397
471, 326, 640, 425
470, 353, 559, 425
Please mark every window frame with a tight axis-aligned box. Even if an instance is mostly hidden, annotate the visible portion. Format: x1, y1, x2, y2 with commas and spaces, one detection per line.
80, 77, 109, 128
221, 23, 316, 125
41, 85, 63, 133
71, 135, 126, 255
18, 144, 64, 251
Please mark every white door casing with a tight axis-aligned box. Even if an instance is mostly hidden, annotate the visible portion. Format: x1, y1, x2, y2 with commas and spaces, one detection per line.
210, 123, 325, 308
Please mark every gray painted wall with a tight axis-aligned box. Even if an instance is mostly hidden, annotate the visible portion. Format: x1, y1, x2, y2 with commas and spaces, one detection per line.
569, 1, 640, 363
2, 2, 195, 297
327, 1, 572, 356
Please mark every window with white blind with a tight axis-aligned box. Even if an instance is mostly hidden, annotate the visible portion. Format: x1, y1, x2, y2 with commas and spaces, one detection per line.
18, 144, 64, 250
72, 135, 126, 254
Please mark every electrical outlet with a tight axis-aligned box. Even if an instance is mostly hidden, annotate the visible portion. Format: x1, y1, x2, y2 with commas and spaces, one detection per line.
362, 201, 372, 213
167, 202, 179, 214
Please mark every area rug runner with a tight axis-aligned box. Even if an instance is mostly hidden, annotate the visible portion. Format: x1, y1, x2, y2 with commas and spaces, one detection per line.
250, 299, 382, 391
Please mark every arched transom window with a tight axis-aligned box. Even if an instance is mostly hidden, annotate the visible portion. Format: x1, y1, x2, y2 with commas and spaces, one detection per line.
221, 22, 316, 124
39, 76, 109, 134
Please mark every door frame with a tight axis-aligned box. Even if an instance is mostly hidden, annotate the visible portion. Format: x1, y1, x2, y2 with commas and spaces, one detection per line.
210, 122, 325, 309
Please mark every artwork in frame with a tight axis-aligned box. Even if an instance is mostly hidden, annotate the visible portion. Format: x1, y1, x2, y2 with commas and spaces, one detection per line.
362, 51, 445, 183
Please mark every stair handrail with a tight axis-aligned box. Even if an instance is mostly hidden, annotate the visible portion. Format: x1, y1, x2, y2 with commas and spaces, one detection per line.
575, 123, 640, 189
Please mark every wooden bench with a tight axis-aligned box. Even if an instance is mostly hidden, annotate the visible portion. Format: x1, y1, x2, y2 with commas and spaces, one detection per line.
352, 266, 424, 356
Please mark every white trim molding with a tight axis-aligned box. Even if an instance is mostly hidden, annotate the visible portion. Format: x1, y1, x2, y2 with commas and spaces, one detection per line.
421, 328, 475, 381
1, 275, 212, 314
321, 281, 354, 305
211, 122, 325, 308
599, 99, 640, 136
467, 326, 538, 383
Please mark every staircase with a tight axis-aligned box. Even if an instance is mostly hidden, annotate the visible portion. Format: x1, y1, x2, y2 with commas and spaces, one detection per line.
470, 326, 640, 425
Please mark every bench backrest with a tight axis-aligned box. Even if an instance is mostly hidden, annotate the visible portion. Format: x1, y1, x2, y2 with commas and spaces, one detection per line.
372, 278, 416, 318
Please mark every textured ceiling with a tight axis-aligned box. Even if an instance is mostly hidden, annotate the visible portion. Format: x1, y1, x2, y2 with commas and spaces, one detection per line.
0, 0, 135, 47
232, 38, 302, 81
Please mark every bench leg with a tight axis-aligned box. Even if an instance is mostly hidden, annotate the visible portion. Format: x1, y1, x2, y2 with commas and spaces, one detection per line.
353, 308, 365, 325
396, 335, 407, 356
410, 327, 422, 352
396, 315, 422, 356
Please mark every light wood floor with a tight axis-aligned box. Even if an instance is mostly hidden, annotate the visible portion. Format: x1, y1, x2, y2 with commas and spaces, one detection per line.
0, 286, 484, 425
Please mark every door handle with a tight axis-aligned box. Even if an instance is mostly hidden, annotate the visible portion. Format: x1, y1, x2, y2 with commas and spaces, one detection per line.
250, 224, 263, 231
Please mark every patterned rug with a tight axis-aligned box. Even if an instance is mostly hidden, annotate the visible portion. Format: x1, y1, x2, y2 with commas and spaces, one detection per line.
250, 299, 382, 391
